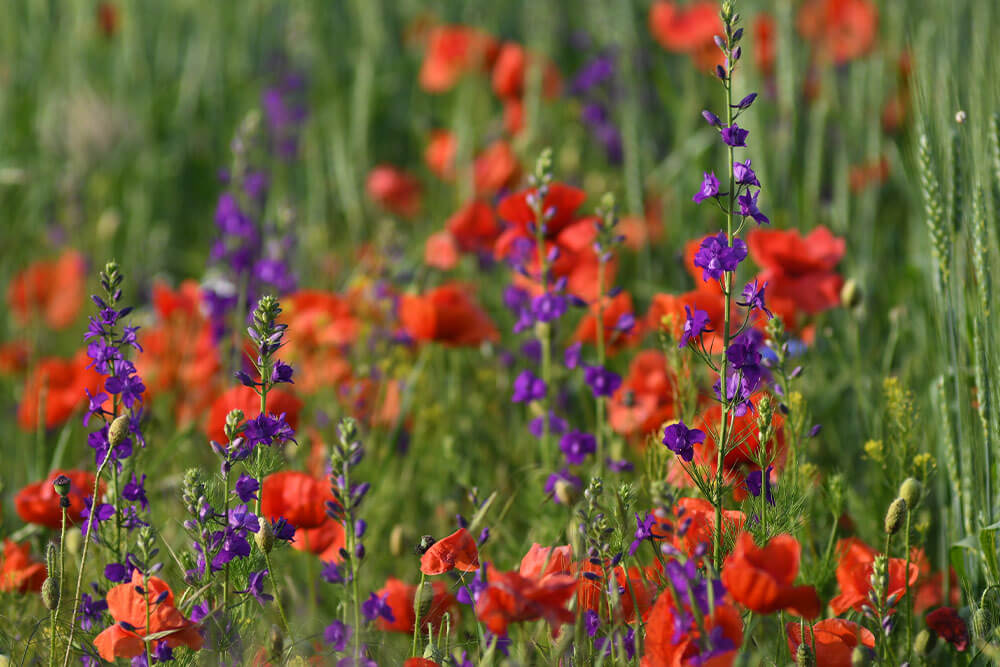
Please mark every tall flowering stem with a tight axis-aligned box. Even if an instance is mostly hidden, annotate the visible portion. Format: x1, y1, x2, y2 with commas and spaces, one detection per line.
528, 149, 556, 469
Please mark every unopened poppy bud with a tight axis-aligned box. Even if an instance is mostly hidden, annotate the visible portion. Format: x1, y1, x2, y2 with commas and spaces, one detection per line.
972, 608, 992, 638
256, 519, 274, 554
53, 474, 71, 498
850, 646, 867, 666
554, 479, 579, 505
795, 643, 814, 667
268, 624, 284, 660
840, 279, 862, 309
41, 576, 59, 610
912, 628, 935, 654
898, 478, 923, 509
108, 414, 130, 448
884, 497, 908, 535
413, 580, 433, 626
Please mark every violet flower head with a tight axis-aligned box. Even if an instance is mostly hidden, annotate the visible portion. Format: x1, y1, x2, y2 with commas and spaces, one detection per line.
737, 189, 770, 225
236, 569, 274, 606
544, 468, 583, 503
234, 474, 260, 503
679, 306, 713, 349
529, 412, 568, 439
693, 172, 721, 204
745, 465, 775, 506
511, 369, 547, 403
733, 159, 760, 186
361, 593, 395, 623
661, 421, 705, 462
584, 365, 622, 398
532, 292, 567, 323
693, 232, 748, 281
559, 430, 597, 465
720, 124, 749, 147
738, 279, 772, 319
324, 620, 353, 651
564, 342, 582, 369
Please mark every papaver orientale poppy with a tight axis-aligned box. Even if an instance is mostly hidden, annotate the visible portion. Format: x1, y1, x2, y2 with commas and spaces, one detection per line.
722, 532, 821, 618
421, 528, 480, 575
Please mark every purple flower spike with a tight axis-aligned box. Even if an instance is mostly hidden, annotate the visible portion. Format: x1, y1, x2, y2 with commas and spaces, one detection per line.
733, 159, 760, 186
559, 430, 597, 465
693, 172, 721, 204
720, 124, 749, 147
661, 421, 705, 462
693, 232, 748, 281
511, 369, 547, 403
737, 189, 770, 225
679, 306, 712, 348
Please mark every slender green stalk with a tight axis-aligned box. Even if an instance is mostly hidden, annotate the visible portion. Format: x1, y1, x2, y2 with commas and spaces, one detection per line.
49, 506, 67, 667
595, 258, 606, 463
144, 571, 152, 667
412, 570, 426, 657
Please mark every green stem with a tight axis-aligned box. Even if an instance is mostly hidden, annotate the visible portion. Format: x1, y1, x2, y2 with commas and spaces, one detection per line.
412, 570, 426, 657
904, 511, 913, 661
532, 198, 553, 470
144, 571, 152, 667
50, 506, 67, 667
595, 259, 606, 464
263, 550, 290, 634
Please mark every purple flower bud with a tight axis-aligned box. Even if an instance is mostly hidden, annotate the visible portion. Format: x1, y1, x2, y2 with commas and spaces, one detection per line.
702, 110, 722, 127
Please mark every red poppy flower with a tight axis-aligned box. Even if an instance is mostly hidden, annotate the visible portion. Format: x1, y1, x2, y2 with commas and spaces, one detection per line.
665, 497, 746, 558
747, 226, 845, 320
425, 129, 457, 179
0, 341, 29, 376
643, 586, 743, 667
577, 562, 655, 624
754, 14, 776, 75
649, 2, 725, 72
475, 567, 576, 636
424, 231, 460, 270
647, 287, 729, 353
518, 543, 574, 581
829, 537, 920, 615
205, 385, 302, 445
573, 291, 642, 355
18, 349, 105, 431
491, 42, 561, 101
797, 0, 878, 65
7, 250, 86, 330
609, 350, 677, 438
366, 165, 422, 218
261, 471, 332, 531
503, 98, 524, 135
447, 200, 501, 254
404, 660, 438, 667
474, 140, 520, 195
786, 618, 875, 666
619, 198, 665, 250
0, 539, 46, 593
419, 26, 498, 93
420, 528, 480, 575
398, 284, 499, 346
849, 156, 889, 193
914, 566, 960, 614
97, 2, 119, 38
15, 469, 104, 529
295, 518, 347, 563
376, 577, 458, 634
497, 183, 586, 237
93, 570, 203, 661
722, 532, 821, 618
926, 606, 969, 652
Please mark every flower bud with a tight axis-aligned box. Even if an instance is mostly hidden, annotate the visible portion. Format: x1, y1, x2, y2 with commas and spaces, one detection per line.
413, 580, 433, 627
41, 576, 59, 610
850, 645, 867, 666
554, 479, 579, 505
884, 497, 907, 535
53, 475, 71, 498
108, 414, 130, 448
795, 643, 814, 666
913, 628, 936, 655
255, 519, 274, 554
840, 279, 862, 309
898, 478, 923, 510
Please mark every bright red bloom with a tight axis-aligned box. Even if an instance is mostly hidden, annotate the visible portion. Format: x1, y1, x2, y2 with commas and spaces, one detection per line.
398, 284, 499, 346
97, 2, 119, 38
366, 165, 422, 218
754, 14, 776, 75
503, 98, 524, 135
797, 0, 878, 65
7, 250, 86, 330
926, 606, 969, 652
829, 537, 920, 615
447, 200, 501, 254
15, 469, 105, 529
609, 350, 677, 438
260, 471, 332, 531
649, 2, 725, 71
518, 543, 574, 581
722, 533, 821, 618
747, 226, 845, 319
404, 660, 439, 667
491, 42, 561, 101
419, 26, 498, 93
573, 291, 642, 355
474, 140, 520, 195
665, 497, 746, 559
295, 518, 347, 564
786, 618, 875, 666
647, 287, 729, 353
497, 182, 587, 237
619, 198, 665, 250
420, 528, 480, 575
93, 570, 203, 661
0, 341, 29, 376
577, 561, 655, 623
642, 587, 743, 667
205, 385, 302, 445
376, 577, 458, 634
425, 129, 457, 179
0, 539, 46, 593
475, 567, 576, 636
18, 349, 105, 431
424, 231, 460, 270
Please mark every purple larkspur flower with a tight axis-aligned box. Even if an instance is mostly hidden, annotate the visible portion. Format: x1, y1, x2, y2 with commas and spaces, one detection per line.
584, 609, 601, 637
122, 473, 148, 510
693, 232, 748, 281
679, 306, 712, 348
738, 279, 772, 318
693, 172, 721, 204
584, 365, 622, 398
564, 342, 582, 369
324, 620, 353, 651
361, 593, 394, 623
733, 159, 760, 186
511, 369, 547, 403
737, 189, 769, 225
236, 569, 273, 606
745, 465, 775, 506
661, 421, 705, 462
559, 430, 597, 465
529, 412, 568, 439
720, 124, 749, 147
234, 474, 260, 503
544, 468, 582, 503
81, 500, 115, 542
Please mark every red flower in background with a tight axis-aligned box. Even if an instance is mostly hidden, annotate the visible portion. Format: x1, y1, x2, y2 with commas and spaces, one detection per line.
0, 539, 46, 593
577, 561, 655, 623
649, 1, 725, 71
573, 291, 641, 356
420, 528, 480, 575
518, 543, 574, 581
722, 533, 821, 618
96, 2, 119, 38
491, 42, 561, 101
424, 231, 460, 270
797, 0, 878, 65
18, 349, 104, 431
419, 26, 498, 93
829, 537, 919, 615
7, 249, 86, 331
16, 469, 104, 529
664, 497, 746, 558
205, 385, 302, 445
425, 129, 457, 179
786, 618, 875, 666
447, 200, 501, 254
926, 606, 969, 652
754, 14, 776, 75
398, 284, 499, 346
93, 570, 203, 661
366, 165, 422, 218
476, 567, 576, 636
474, 140, 520, 195
609, 350, 676, 438
642, 586, 743, 666
503, 98, 524, 135
647, 287, 728, 352
376, 577, 458, 633
747, 226, 845, 318
260, 471, 331, 531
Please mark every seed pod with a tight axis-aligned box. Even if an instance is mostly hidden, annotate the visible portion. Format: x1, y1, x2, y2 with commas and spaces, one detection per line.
913, 628, 936, 655
41, 576, 59, 610
256, 519, 274, 554
898, 478, 923, 510
795, 643, 814, 666
884, 498, 908, 535
52, 475, 71, 498
108, 414, 131, 448
413, 580, 433, 629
